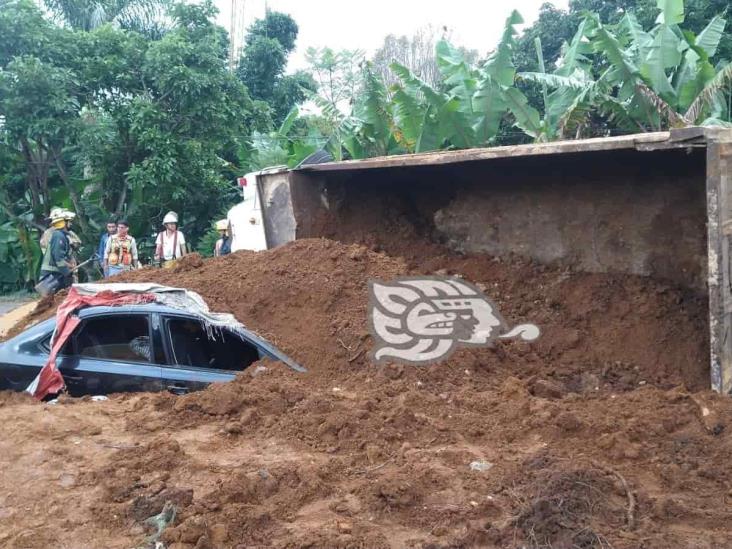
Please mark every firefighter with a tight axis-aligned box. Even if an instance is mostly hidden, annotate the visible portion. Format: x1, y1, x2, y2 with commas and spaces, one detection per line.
39, 210, 73, 292
154, 211, 187, 266
213, 219, 232, 257
104, 219, 139, 277
39, 207, 65, 255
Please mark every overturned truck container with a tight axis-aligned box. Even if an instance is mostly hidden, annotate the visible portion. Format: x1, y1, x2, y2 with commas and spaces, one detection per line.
255, 127, 732, 393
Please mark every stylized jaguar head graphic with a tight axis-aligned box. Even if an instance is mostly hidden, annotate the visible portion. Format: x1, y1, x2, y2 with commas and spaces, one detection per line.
368, 276, 539, 365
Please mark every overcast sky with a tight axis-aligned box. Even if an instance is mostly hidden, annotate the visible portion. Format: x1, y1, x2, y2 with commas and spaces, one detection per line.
214, 0, 569, 71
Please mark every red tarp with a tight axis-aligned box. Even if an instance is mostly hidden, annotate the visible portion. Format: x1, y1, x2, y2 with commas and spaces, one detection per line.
28, 287, 155, 400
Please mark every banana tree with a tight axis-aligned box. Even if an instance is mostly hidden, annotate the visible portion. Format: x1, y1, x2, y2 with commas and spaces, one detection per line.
382, 10, 531, 152
516, 20, 598, 140
245, 106, 322, 169
586, 1, 731, 130
342, 65, 404, 158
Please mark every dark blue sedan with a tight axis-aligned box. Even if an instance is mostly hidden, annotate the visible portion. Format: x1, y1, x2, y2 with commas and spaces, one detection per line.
0, 303, 304, 397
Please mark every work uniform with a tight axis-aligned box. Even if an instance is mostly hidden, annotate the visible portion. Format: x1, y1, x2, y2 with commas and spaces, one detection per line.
155, 230, 186, 263
40, 229, 72, 291
39, 227, 54, 255
40, 228, 80, 254
104, 234, 139, 277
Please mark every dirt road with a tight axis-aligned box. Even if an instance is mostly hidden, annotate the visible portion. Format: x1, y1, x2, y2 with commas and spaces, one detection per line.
0, 301, 36, 339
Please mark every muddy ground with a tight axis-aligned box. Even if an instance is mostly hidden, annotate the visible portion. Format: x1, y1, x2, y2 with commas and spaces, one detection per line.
1, 239, 731, 549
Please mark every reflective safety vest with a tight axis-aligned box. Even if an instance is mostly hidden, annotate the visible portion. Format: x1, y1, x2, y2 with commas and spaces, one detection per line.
108, 235, 135, 267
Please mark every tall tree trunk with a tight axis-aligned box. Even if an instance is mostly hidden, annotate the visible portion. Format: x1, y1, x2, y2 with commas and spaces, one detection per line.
20, 139, 42, 214
51, 146, 91, 237
115, 181, 128, 215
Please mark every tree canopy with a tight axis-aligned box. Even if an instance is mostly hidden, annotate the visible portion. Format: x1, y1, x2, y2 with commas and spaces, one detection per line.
0, 0, 261, 288
236, 10, 316, 125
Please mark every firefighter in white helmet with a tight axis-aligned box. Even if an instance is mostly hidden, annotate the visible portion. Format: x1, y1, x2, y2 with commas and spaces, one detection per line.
213, 219, 232, 257
154, 211, 187, 266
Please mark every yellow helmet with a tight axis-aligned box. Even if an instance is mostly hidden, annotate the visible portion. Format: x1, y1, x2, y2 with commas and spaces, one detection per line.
215, 219, 228, 231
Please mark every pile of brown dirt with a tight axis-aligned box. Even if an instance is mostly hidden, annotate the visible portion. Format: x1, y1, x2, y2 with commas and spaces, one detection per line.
112, 239, 708, 391
0, 237, 726, 549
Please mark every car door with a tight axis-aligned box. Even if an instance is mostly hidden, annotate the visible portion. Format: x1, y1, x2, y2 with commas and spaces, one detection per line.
59, 313, 163, 396
159, 314, 264, 394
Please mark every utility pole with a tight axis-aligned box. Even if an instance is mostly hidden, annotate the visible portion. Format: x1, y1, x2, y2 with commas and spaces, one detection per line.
228, 0, 247, 70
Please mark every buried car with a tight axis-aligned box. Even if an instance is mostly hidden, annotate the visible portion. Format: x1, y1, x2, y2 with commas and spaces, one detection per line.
0, 301, 304, 397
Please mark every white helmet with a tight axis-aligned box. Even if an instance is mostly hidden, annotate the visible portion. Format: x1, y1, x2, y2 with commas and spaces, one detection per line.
163, 211, 178, 225
49, 210, 67, 224
215, 219, 228, 231
61, 209, 76, 220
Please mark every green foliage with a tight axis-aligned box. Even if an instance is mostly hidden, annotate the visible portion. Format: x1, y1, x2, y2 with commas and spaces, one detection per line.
0, 0, 265, 287
245, 107, 322, 170
297, 0, 732, 161
323, 11, 532, 158
305, 47, 365, 111
583, 2, 731, 128
236, 10, 312, 125
245, 10, 298, 53
43, 0, 170, 36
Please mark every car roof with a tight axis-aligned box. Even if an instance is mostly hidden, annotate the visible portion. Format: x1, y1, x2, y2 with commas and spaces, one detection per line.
76, 302, 191, 318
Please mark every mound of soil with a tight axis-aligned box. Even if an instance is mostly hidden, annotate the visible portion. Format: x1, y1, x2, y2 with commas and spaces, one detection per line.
110, 238, 707, 391
0, 238, 726, 549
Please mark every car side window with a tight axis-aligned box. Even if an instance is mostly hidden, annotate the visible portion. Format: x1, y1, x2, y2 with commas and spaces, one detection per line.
39, 333, 73, 355
75, 315, 152, 363
166, 317, 261, 371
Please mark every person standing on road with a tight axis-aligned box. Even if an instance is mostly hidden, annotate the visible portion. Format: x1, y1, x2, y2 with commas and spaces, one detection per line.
98, 218, 117, 277
213, 219, 232, 257
154, 211, 187, 266
104, 219, 139, 277
39, 210, 73, 292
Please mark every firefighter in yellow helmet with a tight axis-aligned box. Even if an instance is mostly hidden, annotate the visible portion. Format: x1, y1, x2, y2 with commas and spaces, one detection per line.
40, 207, 65, 255
38, 210, 73, 293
